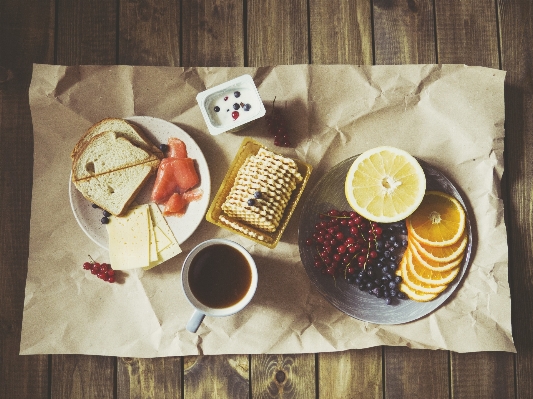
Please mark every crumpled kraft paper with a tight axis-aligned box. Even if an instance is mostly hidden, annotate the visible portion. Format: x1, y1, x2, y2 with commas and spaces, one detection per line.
20, 64, 514, 356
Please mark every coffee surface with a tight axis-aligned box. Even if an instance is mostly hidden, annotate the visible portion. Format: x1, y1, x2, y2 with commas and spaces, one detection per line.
188, 244, 252, 308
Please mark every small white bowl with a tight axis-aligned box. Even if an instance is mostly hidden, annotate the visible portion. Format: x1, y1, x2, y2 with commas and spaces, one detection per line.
196, 74, 266, 135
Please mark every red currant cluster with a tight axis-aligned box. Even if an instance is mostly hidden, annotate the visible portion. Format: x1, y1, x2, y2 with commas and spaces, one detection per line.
265, 98, 292, 147
83, 258, 116, 283
306, 209, 383, 278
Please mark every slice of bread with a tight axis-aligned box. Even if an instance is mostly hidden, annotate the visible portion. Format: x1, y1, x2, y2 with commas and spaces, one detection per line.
73, 164, 154, 216
71, 118, 163, 160
72, 131, 160, 182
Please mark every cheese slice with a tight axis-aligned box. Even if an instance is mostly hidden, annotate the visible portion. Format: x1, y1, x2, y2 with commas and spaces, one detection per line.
148, 212, 158, 263
143, 204, 182, 270
107, 204, 151, 270
153, 225, 172, 252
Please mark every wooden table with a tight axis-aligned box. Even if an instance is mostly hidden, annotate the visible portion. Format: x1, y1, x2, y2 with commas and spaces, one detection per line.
1, 0, 530, 397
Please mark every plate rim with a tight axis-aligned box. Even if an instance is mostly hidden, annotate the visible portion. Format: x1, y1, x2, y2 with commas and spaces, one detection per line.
69, 115, 211, 249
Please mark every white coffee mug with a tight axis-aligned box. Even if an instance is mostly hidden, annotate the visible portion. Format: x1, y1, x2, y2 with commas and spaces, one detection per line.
181, 238, 258, 333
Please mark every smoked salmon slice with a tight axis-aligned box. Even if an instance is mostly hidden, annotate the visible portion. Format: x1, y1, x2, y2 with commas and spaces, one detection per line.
151, 138, 200, 204
163, 193, 188, 215
163, 188, 203, 216
168, 137, 188, 158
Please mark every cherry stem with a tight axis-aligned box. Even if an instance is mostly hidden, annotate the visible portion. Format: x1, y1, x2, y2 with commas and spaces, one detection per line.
270, 97, 277, 115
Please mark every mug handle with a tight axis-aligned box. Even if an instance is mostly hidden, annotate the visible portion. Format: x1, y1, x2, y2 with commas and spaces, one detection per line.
186, 310, 206, 333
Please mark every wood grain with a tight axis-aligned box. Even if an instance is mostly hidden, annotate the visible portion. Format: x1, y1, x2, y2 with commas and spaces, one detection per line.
184, 355, 250, 398
56, 0, 117, 65
51, 355, 115, 399
435, 0, 499, 67
247, 0, 309, 66
384, 347, 449, 398
117, 357, 182, 398
246, 3, 317, 396
451, 352, 515, 398
373, 0, 436, 64
0, 0, 55, 398
119, 0, 180, 66
371, 2, 451, 396
434, 1, 516, 397
181, 0, 244, 67
499, 0, 533, 397
251, 354, 315, 399
318, 348, 383, 399
309, 0, 373, 65
53, 1, 119, 398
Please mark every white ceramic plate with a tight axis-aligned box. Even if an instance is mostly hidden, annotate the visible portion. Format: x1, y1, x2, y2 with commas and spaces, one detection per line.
69, 116, 211, 249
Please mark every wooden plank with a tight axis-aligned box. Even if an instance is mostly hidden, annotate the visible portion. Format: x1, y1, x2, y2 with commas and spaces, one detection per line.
247, 0, 309, 66
435, 0, 499, 67
309, 0, 373, 65
451, 352, 515, 398
246, 2, 316, 396
499, 0, 533, 397
117, 357, 182, 399
318, 348, 382, 399
0, 0, 55, 398
118, 0, 180, 66
52, 1, 118, 397
51, 355, 114, 399
56, 0, 117, 65
307, 4, 379, 397
373, 0, 436, 64
251, 354, 315, 399
115, 2, 185, 397
435, 1, 516, 398
181, 0, 244, 67
184, 355, 250, 398
178, 0, 251, 395
372, 2, 450, 396
384, 347, 449, 398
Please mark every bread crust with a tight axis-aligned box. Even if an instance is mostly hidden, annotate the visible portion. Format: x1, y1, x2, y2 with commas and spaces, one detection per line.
70, 118, 163, 160
71, 131, 160, 182
73, 165, 157, 216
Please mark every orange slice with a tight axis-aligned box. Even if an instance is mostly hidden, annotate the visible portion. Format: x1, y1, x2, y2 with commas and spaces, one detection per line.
408, 240, 464, 272
405, 247, 460, 286
344, 146, 426, 223
406, 191, 466, 247
411, 233, 468, 263
397, 256, 448, 295
397, 264, 440, 302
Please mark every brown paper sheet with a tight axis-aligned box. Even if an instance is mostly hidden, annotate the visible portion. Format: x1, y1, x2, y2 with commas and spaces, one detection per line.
21, 64, 514, 356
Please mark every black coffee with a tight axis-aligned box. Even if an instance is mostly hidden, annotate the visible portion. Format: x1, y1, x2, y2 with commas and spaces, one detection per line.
188, 244, 252, 309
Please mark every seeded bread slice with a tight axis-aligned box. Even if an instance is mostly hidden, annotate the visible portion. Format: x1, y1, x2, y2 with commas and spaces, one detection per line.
71, 118, 163, 160
72, 131, 160, 182
73, 164, 155, 216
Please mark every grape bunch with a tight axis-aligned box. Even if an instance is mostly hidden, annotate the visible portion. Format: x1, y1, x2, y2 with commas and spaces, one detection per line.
306, 209, 408, 305
265, 98, 292, 147
83, 257, 116, 283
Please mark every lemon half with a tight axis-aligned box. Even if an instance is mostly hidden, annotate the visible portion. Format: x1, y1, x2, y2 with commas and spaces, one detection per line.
344, 146, 426, 223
